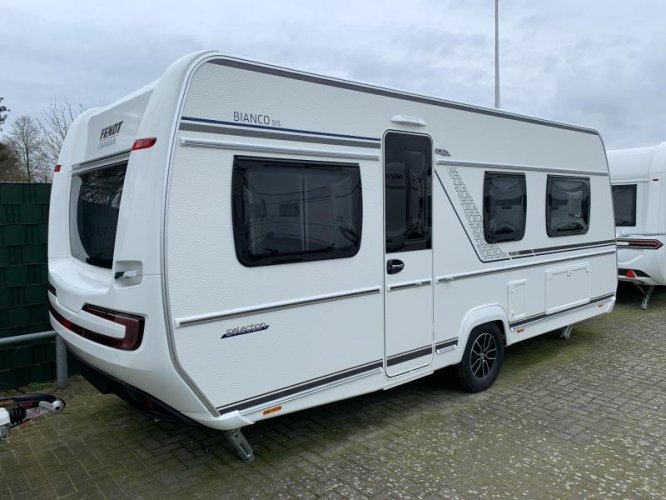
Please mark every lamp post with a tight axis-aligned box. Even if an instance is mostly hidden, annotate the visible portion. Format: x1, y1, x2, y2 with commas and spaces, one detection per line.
495, 0, 500, 109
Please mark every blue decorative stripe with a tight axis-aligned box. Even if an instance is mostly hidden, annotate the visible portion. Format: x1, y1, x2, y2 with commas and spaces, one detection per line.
181, 116, 381, 143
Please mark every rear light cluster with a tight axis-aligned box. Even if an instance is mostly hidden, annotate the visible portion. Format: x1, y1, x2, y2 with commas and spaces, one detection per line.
616, 238, 664, 250
131, 137, 157, 151
49, 304, 144, 351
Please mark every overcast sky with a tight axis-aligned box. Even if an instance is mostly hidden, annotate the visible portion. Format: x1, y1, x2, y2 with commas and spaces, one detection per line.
3, 0, 665, 149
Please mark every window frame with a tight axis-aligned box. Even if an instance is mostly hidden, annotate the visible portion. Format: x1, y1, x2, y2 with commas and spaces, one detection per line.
231, 155, 363, 267
482, 171, 527, 243
545, 174, 591, 237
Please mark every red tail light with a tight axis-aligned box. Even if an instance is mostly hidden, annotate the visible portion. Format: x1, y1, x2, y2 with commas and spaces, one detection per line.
49, 304, 144, 350
131, 137, 157, 151
617, 238, 663, 250
54, 164, 62, 173
626, 269, 636, 278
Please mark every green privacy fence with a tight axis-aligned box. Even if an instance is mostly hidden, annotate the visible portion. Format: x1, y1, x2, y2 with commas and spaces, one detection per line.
0, 183, 78, 387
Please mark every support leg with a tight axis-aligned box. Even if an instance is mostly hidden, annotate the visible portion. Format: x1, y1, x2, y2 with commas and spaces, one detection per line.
560, 324, 573, 340
634, 284, 655, 310
224, 428, 255, 462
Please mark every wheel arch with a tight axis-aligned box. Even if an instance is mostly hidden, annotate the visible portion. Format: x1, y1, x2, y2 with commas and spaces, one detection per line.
458, 304, 509, 354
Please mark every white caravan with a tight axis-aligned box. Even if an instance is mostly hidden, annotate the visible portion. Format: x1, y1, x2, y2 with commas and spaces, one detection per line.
608, 142, 666, 308
48, 51, 617, 461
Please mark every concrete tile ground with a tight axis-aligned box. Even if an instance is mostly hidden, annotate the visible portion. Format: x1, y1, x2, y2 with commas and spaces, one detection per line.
1, 282, 665, 498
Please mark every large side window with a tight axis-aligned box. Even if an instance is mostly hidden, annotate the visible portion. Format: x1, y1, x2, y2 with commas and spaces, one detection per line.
612, 184, 637, 226
483, 172, 527, 243
232, 156, 362, 267
384, 132, 432, 253
546, 175, 590, 236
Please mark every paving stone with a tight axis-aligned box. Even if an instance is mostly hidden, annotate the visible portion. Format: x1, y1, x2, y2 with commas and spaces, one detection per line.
1, 283, 666, 497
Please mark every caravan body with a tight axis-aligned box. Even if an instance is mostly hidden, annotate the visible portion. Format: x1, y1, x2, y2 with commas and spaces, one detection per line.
608, 143, 666, 300
48, 51, 617, 449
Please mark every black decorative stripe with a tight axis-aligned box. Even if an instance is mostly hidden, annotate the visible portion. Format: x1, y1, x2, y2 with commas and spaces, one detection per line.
531, 239, 617, 256
181, 116, 380, 144
510, 293, 615, 329
386, 346, 433, 367
435, 339, 458, 350
208, 59, 599, 136
217, 360, 382, 414
47, 282, 57, 296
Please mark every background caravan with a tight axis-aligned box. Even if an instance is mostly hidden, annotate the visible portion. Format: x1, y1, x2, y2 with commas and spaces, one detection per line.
608, 142, 666, 309
48, 51, 617, 461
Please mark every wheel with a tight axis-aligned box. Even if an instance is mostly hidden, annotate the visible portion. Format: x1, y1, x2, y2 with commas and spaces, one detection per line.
456, 323, 504, 392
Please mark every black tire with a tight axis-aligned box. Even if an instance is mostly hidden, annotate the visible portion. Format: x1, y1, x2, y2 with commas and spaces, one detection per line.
455, 323, 504, 392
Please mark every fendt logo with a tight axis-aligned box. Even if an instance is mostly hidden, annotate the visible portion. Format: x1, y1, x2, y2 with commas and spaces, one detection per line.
98, 120, 123, 150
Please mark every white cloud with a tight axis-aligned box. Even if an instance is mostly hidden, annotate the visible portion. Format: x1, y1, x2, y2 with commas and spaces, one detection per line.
2, 0, 665, 149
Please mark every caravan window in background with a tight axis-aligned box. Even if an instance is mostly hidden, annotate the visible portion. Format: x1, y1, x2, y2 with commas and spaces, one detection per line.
611, 184, 637, 226
483, 172, 527, 243
232, 156, 362, 267
70, 162, 128, 269
546, 175, 590, 237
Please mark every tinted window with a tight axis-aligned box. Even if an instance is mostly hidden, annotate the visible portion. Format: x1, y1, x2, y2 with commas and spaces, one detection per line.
483, 172, 527, 243
385, 132, 432, 253
70, 163, 127, 269
612, 184, 637, 226
232, 156, 362, 267
546, 175, 590, 236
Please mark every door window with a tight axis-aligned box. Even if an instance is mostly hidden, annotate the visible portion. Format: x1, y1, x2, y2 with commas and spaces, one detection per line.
384, 132, 432, 253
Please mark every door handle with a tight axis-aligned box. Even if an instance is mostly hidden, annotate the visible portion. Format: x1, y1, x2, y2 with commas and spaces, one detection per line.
387, 259, 405, 274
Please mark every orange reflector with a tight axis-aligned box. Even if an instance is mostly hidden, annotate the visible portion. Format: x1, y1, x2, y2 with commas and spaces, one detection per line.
262, 405, 282, 416
54, 164, 61, 173
131, 137, 157, 151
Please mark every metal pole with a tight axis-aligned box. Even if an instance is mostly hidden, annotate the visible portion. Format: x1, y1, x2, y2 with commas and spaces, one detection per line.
55, 335, 68, 389
495, 0, 500, 109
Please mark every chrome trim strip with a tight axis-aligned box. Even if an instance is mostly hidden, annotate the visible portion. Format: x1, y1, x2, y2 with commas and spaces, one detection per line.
437, 249, 616, 282
72, 152, 131, 174
180, 120, 381, 149
178, 287, 382, 327
435, 338, 458, 355
241, 366, 383, 416
180, 137, 380, 161
435, 159, 608, 177
387, 279, 432, 292
510, 293, 614, 330
386, 345, 433, 367
216, 359, 384, 414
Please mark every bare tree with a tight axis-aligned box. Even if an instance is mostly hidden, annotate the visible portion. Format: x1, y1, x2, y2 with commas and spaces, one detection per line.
0, 97, 9, 131
7, 115, 49, 183
0, 142, 22, 182
39, 98, 85, 166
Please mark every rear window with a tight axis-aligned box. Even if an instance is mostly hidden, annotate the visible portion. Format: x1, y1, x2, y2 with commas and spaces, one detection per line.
70, 162, 127, 269
612, 184, 637, 226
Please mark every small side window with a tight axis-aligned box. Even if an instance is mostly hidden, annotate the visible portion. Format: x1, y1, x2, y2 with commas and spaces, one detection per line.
611, 184, 637, 226
546, 175, 590, 237
232, 156, 362, 267
483, 172, 527, 243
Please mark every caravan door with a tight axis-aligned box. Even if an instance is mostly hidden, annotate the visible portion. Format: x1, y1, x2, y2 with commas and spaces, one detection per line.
383, 132, 434, 377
